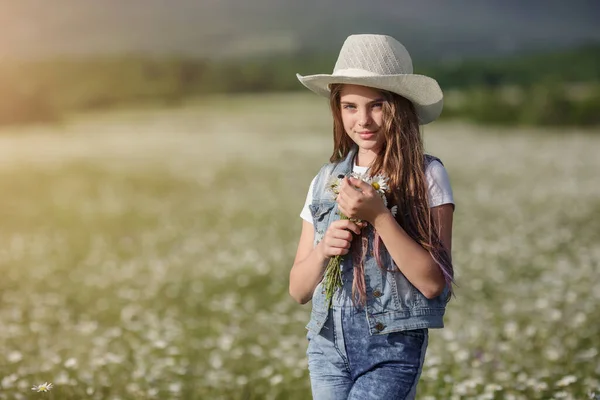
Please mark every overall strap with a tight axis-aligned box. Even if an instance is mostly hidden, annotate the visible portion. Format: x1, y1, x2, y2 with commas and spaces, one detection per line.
312, 147, 358, 201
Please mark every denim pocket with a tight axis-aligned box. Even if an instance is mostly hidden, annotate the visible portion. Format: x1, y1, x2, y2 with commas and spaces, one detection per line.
399, 328, 427, 339
411, 281, 448, 308
386, 328, 427, 348
309, 201, 335, 224
309, 201, 336, 246
386, 268, 413, 311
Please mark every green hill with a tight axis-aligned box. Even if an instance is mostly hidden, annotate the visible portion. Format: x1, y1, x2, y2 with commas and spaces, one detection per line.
1, 44, 599, 128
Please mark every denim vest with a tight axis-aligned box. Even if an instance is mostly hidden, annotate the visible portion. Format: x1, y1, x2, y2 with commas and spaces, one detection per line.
306, 146, 450, 335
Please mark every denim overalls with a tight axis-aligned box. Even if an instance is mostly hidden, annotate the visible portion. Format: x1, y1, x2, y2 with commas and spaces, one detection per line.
305, 146, 450, 400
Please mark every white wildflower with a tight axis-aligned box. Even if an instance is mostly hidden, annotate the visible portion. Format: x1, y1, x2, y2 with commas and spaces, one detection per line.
169, 382, 182, 393
64, 357, 78, 369
367, 174, 389, 194
236, 376, 249, 386
456, 349, 469, 362
269, 374, 284, 385
55, 371, 69, 385
577, 348, 598, 360
7, 351, 22, 363
326, 175, 342, 195
390, 205, 398, 217
350, 171, 368, 181
504, 321, 518, 339
545, 347, 561, 361
527, 379, 548, 391
1, 374, 18, 389
556, 375, 577, 387
573, 312, 586, 326
31, 382, 53, 392
381, 194, 388, 207
485, 383, 503, 392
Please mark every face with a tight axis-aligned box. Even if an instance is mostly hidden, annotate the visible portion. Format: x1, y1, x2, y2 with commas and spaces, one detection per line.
339, 84, 386, 165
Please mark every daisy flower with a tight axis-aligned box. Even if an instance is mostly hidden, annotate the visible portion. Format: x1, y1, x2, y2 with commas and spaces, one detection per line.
349, 171, 367, 181
326, 175, 341, 195
368, 174, 389, 195
31, 382, 53, 392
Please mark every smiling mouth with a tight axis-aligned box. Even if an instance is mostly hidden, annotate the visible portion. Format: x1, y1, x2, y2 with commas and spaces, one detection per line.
358, 131, 377, 139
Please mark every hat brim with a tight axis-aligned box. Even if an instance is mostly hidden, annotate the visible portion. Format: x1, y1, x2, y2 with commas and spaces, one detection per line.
296, 73, 443, 125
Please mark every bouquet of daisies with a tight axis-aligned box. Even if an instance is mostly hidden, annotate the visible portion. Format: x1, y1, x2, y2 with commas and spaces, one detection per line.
323, 172, 397, 304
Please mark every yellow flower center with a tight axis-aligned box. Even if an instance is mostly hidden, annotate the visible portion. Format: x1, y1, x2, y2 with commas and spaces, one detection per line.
372, 182, 380, 190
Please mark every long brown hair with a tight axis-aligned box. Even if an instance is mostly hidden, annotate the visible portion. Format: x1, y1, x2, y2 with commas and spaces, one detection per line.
329, 83, 454, 306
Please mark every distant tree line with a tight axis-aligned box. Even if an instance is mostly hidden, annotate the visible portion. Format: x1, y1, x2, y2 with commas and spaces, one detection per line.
0, 44, 599, 128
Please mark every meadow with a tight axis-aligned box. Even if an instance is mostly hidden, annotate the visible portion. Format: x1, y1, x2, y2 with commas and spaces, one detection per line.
0, 92, 598, 399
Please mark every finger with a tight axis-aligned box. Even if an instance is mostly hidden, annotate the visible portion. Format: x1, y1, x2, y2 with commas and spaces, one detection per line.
328, 226, 351, 240
325, 247, 348, 257
334, 219, 362, 235
347, 176, 371, 191
338, 205, 351, 219
350, 222, 362, 235
341, 178, 362, 200
337, 247, 349, 256
335, 196, 347, 214
337, 192, 357, 215
325, 237, 351, 249
342, 177, 360, 192
331, 229, 353, 242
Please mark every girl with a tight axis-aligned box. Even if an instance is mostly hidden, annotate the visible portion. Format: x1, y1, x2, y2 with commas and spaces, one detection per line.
289, 34, 455, 400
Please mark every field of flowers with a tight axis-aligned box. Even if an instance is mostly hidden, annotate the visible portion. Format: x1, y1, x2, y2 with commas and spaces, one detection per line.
0, 93, 599, 399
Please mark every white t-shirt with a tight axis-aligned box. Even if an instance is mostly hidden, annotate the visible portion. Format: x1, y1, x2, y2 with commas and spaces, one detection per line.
300, 160, 454, 223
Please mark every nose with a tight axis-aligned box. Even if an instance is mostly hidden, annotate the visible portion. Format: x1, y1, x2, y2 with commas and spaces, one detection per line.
358, 109, 372, 127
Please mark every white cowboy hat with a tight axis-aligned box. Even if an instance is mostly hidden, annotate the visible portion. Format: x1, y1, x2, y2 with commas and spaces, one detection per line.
296, 34, 443, 124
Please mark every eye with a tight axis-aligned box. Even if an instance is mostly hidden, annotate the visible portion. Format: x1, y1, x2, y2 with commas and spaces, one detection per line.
371, 102, 383, 109
342, 104, 356, 110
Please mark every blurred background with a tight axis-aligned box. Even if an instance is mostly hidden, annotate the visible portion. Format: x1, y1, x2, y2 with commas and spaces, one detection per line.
1, 0, 599, 127
0, 1, 599, 399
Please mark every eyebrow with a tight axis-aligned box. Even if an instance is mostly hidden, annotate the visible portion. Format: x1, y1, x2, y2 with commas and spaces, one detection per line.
340, 98, 385, 105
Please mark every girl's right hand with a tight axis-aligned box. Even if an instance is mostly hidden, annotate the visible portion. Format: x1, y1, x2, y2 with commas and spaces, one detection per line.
317, 220, 364, 258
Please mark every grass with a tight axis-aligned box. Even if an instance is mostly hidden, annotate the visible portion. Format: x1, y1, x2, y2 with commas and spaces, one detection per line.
0, 93, 599, 399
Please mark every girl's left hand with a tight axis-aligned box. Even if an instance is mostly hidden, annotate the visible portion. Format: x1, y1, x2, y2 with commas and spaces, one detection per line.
337, 176, 388, 224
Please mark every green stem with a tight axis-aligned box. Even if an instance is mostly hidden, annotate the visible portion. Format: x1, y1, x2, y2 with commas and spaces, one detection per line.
323, 214, 355, 307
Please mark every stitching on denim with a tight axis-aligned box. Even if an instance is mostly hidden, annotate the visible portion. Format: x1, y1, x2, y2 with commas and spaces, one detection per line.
332, 309, 351, 373
404, 332, 428, 399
